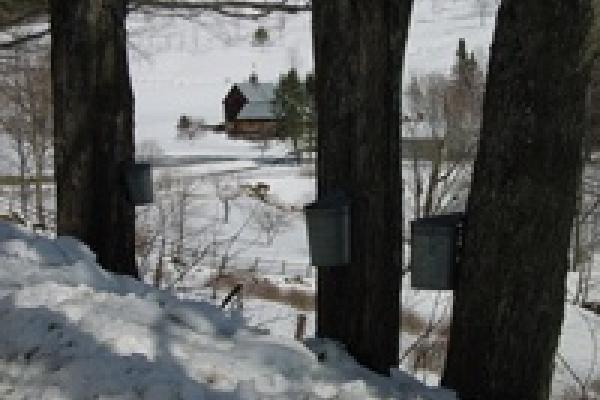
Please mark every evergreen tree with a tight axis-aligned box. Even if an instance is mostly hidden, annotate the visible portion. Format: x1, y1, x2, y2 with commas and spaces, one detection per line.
444, 38, 485, 159
273, 68, 311, 152
304, 72, 317, 153
253, 26, 270, 46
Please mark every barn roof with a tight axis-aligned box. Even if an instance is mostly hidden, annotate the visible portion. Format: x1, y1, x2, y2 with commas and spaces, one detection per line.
231, 74, 278, 120
236, 81, 276, 103
237, 100, 277, 120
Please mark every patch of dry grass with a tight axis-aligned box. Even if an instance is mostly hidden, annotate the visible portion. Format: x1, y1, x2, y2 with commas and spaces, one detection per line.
401, 309, 450, 374
206, 272, 315, 311
210, 271, 452, 373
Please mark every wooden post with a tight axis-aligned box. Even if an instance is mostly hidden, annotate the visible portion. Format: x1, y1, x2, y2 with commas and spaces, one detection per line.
211, 233, 217, 300
295, 313, 307, 341
154, 257, 163, 289
253, 257, 259, 276
221, 284, 243, 309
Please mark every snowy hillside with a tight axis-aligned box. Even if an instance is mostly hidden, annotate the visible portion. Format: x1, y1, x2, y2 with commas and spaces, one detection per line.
127, 0, 500, 145
0, 222, 456, 400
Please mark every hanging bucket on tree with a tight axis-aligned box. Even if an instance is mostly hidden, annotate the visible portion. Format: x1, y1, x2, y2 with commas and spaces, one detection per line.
304, 192, 351, 267
127, 162, 154, 206
410, 212, 465, 290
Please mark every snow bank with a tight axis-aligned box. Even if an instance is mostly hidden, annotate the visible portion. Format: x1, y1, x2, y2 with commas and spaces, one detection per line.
0, 222, 455, 400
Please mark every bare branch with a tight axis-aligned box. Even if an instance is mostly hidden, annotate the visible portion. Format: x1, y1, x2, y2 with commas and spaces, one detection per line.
0, 27, 49, 49
128, 1, 311, 14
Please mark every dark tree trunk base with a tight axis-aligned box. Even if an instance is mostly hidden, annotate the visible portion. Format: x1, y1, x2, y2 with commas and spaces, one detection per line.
51, 0, 137, 278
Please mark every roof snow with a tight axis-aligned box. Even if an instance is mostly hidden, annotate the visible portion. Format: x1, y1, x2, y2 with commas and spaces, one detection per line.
236, 81, 276, 103
234, 76, 278, 121
237, 100, 277, 120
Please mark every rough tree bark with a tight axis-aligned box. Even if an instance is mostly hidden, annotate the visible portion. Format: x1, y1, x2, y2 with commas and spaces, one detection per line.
51, 0, 138, 278
313, 0, 412, 374
442, 1, 592, 399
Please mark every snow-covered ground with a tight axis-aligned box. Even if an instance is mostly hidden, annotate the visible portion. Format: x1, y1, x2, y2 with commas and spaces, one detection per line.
0, 222, 597, 399
0, 222, 458, 400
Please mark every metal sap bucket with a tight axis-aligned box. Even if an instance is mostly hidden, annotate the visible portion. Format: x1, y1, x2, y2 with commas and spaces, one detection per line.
305, 193, 350, 267
410, 213, 465, 290
127, 162, 154, 205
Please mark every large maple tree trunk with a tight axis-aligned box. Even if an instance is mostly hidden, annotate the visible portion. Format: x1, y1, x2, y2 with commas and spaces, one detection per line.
313, 0, 412, 374
442, 1, 592, 399
51, 0, 137, 278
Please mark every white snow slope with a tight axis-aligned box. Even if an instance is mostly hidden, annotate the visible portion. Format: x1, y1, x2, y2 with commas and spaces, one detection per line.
0, 222, 456, 400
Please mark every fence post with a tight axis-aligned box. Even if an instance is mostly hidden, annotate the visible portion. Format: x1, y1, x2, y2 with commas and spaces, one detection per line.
154, 256, 163, 289
219, 255, 228, 277
295, 313, 307, 341
237, 284, 244, 310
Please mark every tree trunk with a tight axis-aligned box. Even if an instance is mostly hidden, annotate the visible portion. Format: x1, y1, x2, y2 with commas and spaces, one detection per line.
51, 0, 137, 278
442, 2, 592, 399
313, 0, 411, 374
13, 65, 29, 221
424, 141, 443, 216
572, 183, 583, 274
31, 114, 47, 228
34, 135, 44, 227
17, 132, 27, 219
413, 156, 422, 218
178, 190, 186, 261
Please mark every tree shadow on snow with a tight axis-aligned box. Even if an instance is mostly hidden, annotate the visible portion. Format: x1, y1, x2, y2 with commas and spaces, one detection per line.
0, 294, 251, 399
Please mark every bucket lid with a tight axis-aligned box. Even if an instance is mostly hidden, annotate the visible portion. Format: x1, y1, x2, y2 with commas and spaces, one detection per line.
306, 191, 349, 210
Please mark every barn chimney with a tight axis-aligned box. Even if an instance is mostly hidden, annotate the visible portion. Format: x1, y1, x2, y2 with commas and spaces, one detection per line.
249, 72, 259, 84
457, 38, 467, 61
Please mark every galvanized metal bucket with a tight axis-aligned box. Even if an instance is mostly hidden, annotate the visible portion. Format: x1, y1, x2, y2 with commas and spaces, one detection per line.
127, 163, 154, 206
410, 213, 465, 290
305, 193, 350, 267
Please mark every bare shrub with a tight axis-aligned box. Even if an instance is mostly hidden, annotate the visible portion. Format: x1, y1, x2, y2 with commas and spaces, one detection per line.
590, 378, 600, 395
401, 307, 450, 374
409, 338, 447, 374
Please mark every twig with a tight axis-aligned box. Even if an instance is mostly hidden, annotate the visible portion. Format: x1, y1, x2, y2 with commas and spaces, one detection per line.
399, 302, 449, 364
556, 351, 587, 394
0, 27, 49, 49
